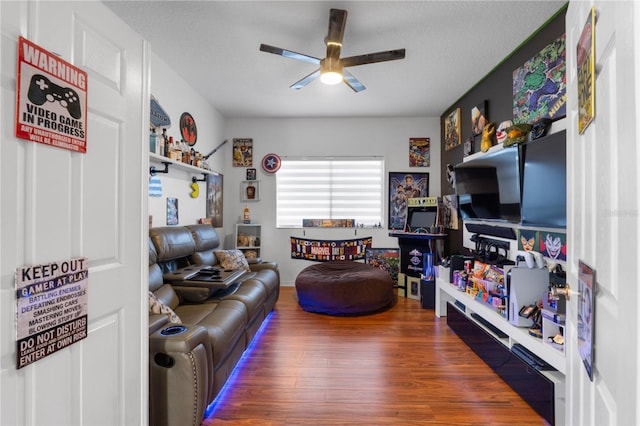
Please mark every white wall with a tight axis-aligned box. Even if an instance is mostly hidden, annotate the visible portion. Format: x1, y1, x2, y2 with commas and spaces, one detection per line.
225, 117, 441, 284
148, 53, 227, 227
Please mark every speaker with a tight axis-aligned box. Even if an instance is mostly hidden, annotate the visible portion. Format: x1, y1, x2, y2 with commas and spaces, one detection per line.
420, 280, 435, 309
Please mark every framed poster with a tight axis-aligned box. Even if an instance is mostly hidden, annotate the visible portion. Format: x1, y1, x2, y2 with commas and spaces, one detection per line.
444, 108, 461, 151
206, 173, 224, 227
233, 138, 253, 167
577, 7, 596, 134
365, 248, 400, 284
513, 34, 566, 123
577, 260, 596, 381
442, 194, 459, 230
388, 172, 429, 230
471, 101, 487, 136
246, 168, 257, 180
166, 197, 178, 225
409, 137, 430, 167
407, 277, 420, 301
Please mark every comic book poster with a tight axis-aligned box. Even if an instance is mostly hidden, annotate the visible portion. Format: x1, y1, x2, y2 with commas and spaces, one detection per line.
471, 101, 487, 136
443, 108, 461, 151
442, 195, 459, 230
366, 248, 400, 284
166, 197, 178, 225
409, 137, 430, 167
232, 138, 253, 167
206, 173, 223, 227
577, 7, 596, 134
513, 34, 566, 123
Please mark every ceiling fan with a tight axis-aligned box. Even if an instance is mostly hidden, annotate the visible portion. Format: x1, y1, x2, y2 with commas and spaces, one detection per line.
259, 8, 406, 92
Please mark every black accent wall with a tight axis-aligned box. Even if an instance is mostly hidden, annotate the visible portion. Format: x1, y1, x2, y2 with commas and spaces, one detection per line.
440, 5, 567, 256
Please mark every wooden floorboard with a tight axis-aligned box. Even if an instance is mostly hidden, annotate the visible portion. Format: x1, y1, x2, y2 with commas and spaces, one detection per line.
202, 286, 549, 425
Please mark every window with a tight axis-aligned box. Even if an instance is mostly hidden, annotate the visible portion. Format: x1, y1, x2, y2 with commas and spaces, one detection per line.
276, 157, 385, 228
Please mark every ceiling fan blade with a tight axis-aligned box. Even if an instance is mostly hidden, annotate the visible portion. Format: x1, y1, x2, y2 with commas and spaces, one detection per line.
343, 69, 366, 92
341, 48, 406, 68
326, 9, 347, 46
290, 69, 321, 90
260, 44, 321, 65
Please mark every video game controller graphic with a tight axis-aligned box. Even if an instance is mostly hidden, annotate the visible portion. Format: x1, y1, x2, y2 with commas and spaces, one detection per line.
28, 73, 82, 119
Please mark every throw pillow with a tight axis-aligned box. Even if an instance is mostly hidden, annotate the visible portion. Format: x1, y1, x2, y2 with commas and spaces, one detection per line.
148, 291, 181, 323
213, 249, 251, 272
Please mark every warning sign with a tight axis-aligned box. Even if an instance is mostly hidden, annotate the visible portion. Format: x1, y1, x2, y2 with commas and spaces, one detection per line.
15, 36, 88, 153
15, 257, 88, 369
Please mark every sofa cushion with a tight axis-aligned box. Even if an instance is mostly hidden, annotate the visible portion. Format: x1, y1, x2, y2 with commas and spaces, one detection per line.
149, 263, 165, 292
214, 250, 250, 272
149, 237, 157, 266
175, 299, 247, 366
186, 224, 220, 265
150, 226, 196, 262
187, 224, 220, 250
149, 291, 182, 323
154, 283, 181, 311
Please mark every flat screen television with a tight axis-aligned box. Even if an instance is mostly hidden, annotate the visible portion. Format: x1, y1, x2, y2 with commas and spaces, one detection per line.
521, 130, 566, 228
454, 147, 522, 223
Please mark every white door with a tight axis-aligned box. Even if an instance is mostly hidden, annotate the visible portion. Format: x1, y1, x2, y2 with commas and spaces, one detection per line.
1, 1, 148, 425
565, 1, 639, 425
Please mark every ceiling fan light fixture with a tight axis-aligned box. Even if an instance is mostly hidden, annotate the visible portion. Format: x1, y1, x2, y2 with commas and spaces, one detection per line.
320, 70, 343, 85
320, 58, 343, 85
260, 9, 405, 92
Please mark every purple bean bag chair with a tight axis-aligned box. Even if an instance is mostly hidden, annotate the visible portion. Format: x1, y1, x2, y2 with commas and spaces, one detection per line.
295, 261, 397, 315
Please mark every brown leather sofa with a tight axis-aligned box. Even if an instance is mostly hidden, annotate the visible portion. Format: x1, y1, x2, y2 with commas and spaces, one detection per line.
148, 224, 279, 426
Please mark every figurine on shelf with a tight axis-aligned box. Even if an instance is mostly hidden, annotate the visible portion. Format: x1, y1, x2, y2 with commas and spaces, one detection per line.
243, 205, 251, 224
246, 183, 256, 199
480, 121, 496, 152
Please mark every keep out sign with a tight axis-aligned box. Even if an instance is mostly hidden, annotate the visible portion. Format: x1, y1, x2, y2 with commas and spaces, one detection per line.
15, 257, 89, 369
15, 36, 88, 153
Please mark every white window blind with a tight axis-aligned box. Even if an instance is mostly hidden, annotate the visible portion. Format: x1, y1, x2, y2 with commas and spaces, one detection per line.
276, 157, 384, 228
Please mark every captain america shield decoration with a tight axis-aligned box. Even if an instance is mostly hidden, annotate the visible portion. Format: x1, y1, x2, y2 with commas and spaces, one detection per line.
262, 153, 281, 173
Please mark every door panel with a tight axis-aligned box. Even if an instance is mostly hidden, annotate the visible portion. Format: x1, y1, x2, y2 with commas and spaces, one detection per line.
565, 2, 639, 425
1, 1, 148, 425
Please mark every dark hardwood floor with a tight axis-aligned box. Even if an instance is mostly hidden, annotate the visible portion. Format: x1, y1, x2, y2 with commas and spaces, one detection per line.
202, 286, 548, 425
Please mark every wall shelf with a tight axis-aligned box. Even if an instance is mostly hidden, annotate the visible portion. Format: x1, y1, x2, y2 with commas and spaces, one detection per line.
240, 180, 260, 201
149, 153, 219, 177
234, 224, 261, 259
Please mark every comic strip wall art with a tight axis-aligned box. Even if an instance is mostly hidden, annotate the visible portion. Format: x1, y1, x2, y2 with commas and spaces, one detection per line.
513, 34, 566, 123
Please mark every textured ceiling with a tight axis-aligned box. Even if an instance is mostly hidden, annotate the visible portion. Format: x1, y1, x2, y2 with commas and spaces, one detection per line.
103, 1, 566, 119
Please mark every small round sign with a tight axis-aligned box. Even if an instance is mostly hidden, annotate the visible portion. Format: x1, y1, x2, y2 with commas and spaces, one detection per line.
262, 153, 281, 173
179, 112, 197, 146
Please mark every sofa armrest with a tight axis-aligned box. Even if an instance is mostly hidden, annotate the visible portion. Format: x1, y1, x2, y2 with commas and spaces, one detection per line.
149, 314, 169, 335
149, 324, 213, 426
249, 261, 278, 272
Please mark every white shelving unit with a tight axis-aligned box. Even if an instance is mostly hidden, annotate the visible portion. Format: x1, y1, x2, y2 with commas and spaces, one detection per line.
436, 266, 565, 373
435, 265, 565, 425
234, 223, 261, 259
